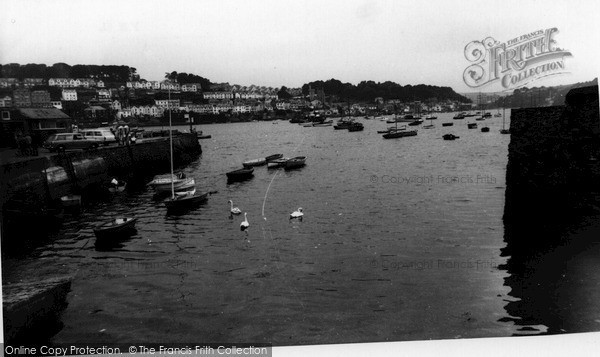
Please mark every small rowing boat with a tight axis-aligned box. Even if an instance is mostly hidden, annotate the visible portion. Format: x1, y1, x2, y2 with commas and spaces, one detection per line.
242, 158, 267, 168
226, 168, 254, 182
284, 156, 306, 170
94, 217, 137, 240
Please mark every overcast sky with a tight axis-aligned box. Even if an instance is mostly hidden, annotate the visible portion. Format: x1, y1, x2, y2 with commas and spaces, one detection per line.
1, 0, 599, 93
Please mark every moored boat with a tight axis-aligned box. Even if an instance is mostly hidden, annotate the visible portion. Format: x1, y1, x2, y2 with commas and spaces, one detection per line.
94, 217, 137, 240
149, 176, 195, 193
453, 113, 466, 119
481, 127, 490, 132
226, 168, 254, 181
443, 134, 460, 140
467, 123, 478, 129
265, 154, 283, 162
242, 158, 267, 168
382, 130, 418, 139
442, 122, 454, 126
408, 119, 423, 126
164, 190, 208, 210
313, 120, 333, 127
347, 122, 364, 131
333, 118, 355, 130
284, 156, 306, 170
267, 157, 290, 168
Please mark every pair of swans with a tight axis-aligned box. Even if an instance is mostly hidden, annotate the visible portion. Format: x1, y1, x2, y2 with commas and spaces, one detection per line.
229, 200, 304, 232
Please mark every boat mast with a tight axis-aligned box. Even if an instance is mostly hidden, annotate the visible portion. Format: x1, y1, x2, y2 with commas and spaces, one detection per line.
169, 85, 175, 200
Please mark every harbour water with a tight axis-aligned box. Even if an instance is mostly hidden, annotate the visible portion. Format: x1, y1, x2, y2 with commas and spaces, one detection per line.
5, 111, 600, 344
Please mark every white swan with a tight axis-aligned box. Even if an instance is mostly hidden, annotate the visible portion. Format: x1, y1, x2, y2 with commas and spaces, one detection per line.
240, 212, 249, 231
229, 200, 242, 215
290, 207, 304, 220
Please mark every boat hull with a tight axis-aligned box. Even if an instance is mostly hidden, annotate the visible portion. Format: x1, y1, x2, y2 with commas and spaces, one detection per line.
242, 158, 267, 168
149, 178, 196, 193
165, 192, 208, 210
94, 218, 137, 240
382, 130, 417, 139
267, 158, 290, 168
443, 134, 460, 140
226, 168, 254, 182
265, 154, 283, 162
284, 156, 306, 170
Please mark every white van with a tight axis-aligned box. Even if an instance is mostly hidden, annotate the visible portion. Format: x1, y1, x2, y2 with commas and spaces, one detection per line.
80, 129, 116, 146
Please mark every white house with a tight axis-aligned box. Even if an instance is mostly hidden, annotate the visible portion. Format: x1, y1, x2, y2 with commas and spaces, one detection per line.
111, 100, 122, 111
155, 99, 180, 109
62, 89, 78, 101
203, 91, 234, 100
160, 81, 180, 91
181, 83, 200, 92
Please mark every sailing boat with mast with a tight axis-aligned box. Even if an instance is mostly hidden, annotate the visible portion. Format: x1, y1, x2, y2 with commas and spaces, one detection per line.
423, 109, 435, 129
382, 113, 417, 139
161, 82, 208, 210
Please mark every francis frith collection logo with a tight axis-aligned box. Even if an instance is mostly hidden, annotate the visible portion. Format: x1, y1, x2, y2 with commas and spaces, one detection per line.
463, 28, 572, 89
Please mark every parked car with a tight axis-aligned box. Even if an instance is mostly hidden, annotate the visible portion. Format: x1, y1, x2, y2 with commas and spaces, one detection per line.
43, 133, 100, 152
80, 129, 116, 146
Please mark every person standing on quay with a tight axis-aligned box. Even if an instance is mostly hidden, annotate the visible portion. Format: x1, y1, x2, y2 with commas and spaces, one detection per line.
124, 124, 130, 146
117, 124, 124, 145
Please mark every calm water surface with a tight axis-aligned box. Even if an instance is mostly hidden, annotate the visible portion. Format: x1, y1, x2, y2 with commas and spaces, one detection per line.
8, 111, 583, 344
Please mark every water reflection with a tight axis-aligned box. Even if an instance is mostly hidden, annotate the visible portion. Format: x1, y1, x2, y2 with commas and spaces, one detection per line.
501, 214, 600, 335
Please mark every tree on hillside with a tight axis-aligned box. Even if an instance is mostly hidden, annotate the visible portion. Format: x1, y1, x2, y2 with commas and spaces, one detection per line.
165, 71, 178, 81
277, 86, 292, 99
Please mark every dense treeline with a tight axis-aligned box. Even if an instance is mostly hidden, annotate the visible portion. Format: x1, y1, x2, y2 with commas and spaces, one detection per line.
301, 78, 471, 103
0, 63, 139, 83
164, 71, 212, 91
495, 78, 598, 108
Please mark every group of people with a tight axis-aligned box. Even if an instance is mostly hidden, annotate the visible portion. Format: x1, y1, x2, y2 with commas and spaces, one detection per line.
14, 131, 38, 156
112, 124, 136, 146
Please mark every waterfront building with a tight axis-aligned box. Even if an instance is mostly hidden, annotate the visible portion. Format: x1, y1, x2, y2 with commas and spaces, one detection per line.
181, 83, 201, 92
83, 105, 109, 123
23, 78, 46, 88
233, 104, 252, 113
160, 81, 180, 91
31, 90, 52, 108
61, 89, 78, 101
48, 78, 70, 87
0, 108, 72, 146
203, 91, 234, 100
276, 101, 291, 111
155, 99, 180, 110
0, 78, 19, 88
0, 96, 13, 107
111, 100, 122, 111
12, 89, 32, 107
118, 108, 132, 118
97, 89, 111, 101
129, 105, 163, 117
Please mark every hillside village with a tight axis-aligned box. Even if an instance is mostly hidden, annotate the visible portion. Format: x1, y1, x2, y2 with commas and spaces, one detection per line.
1, 63, 475, 147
